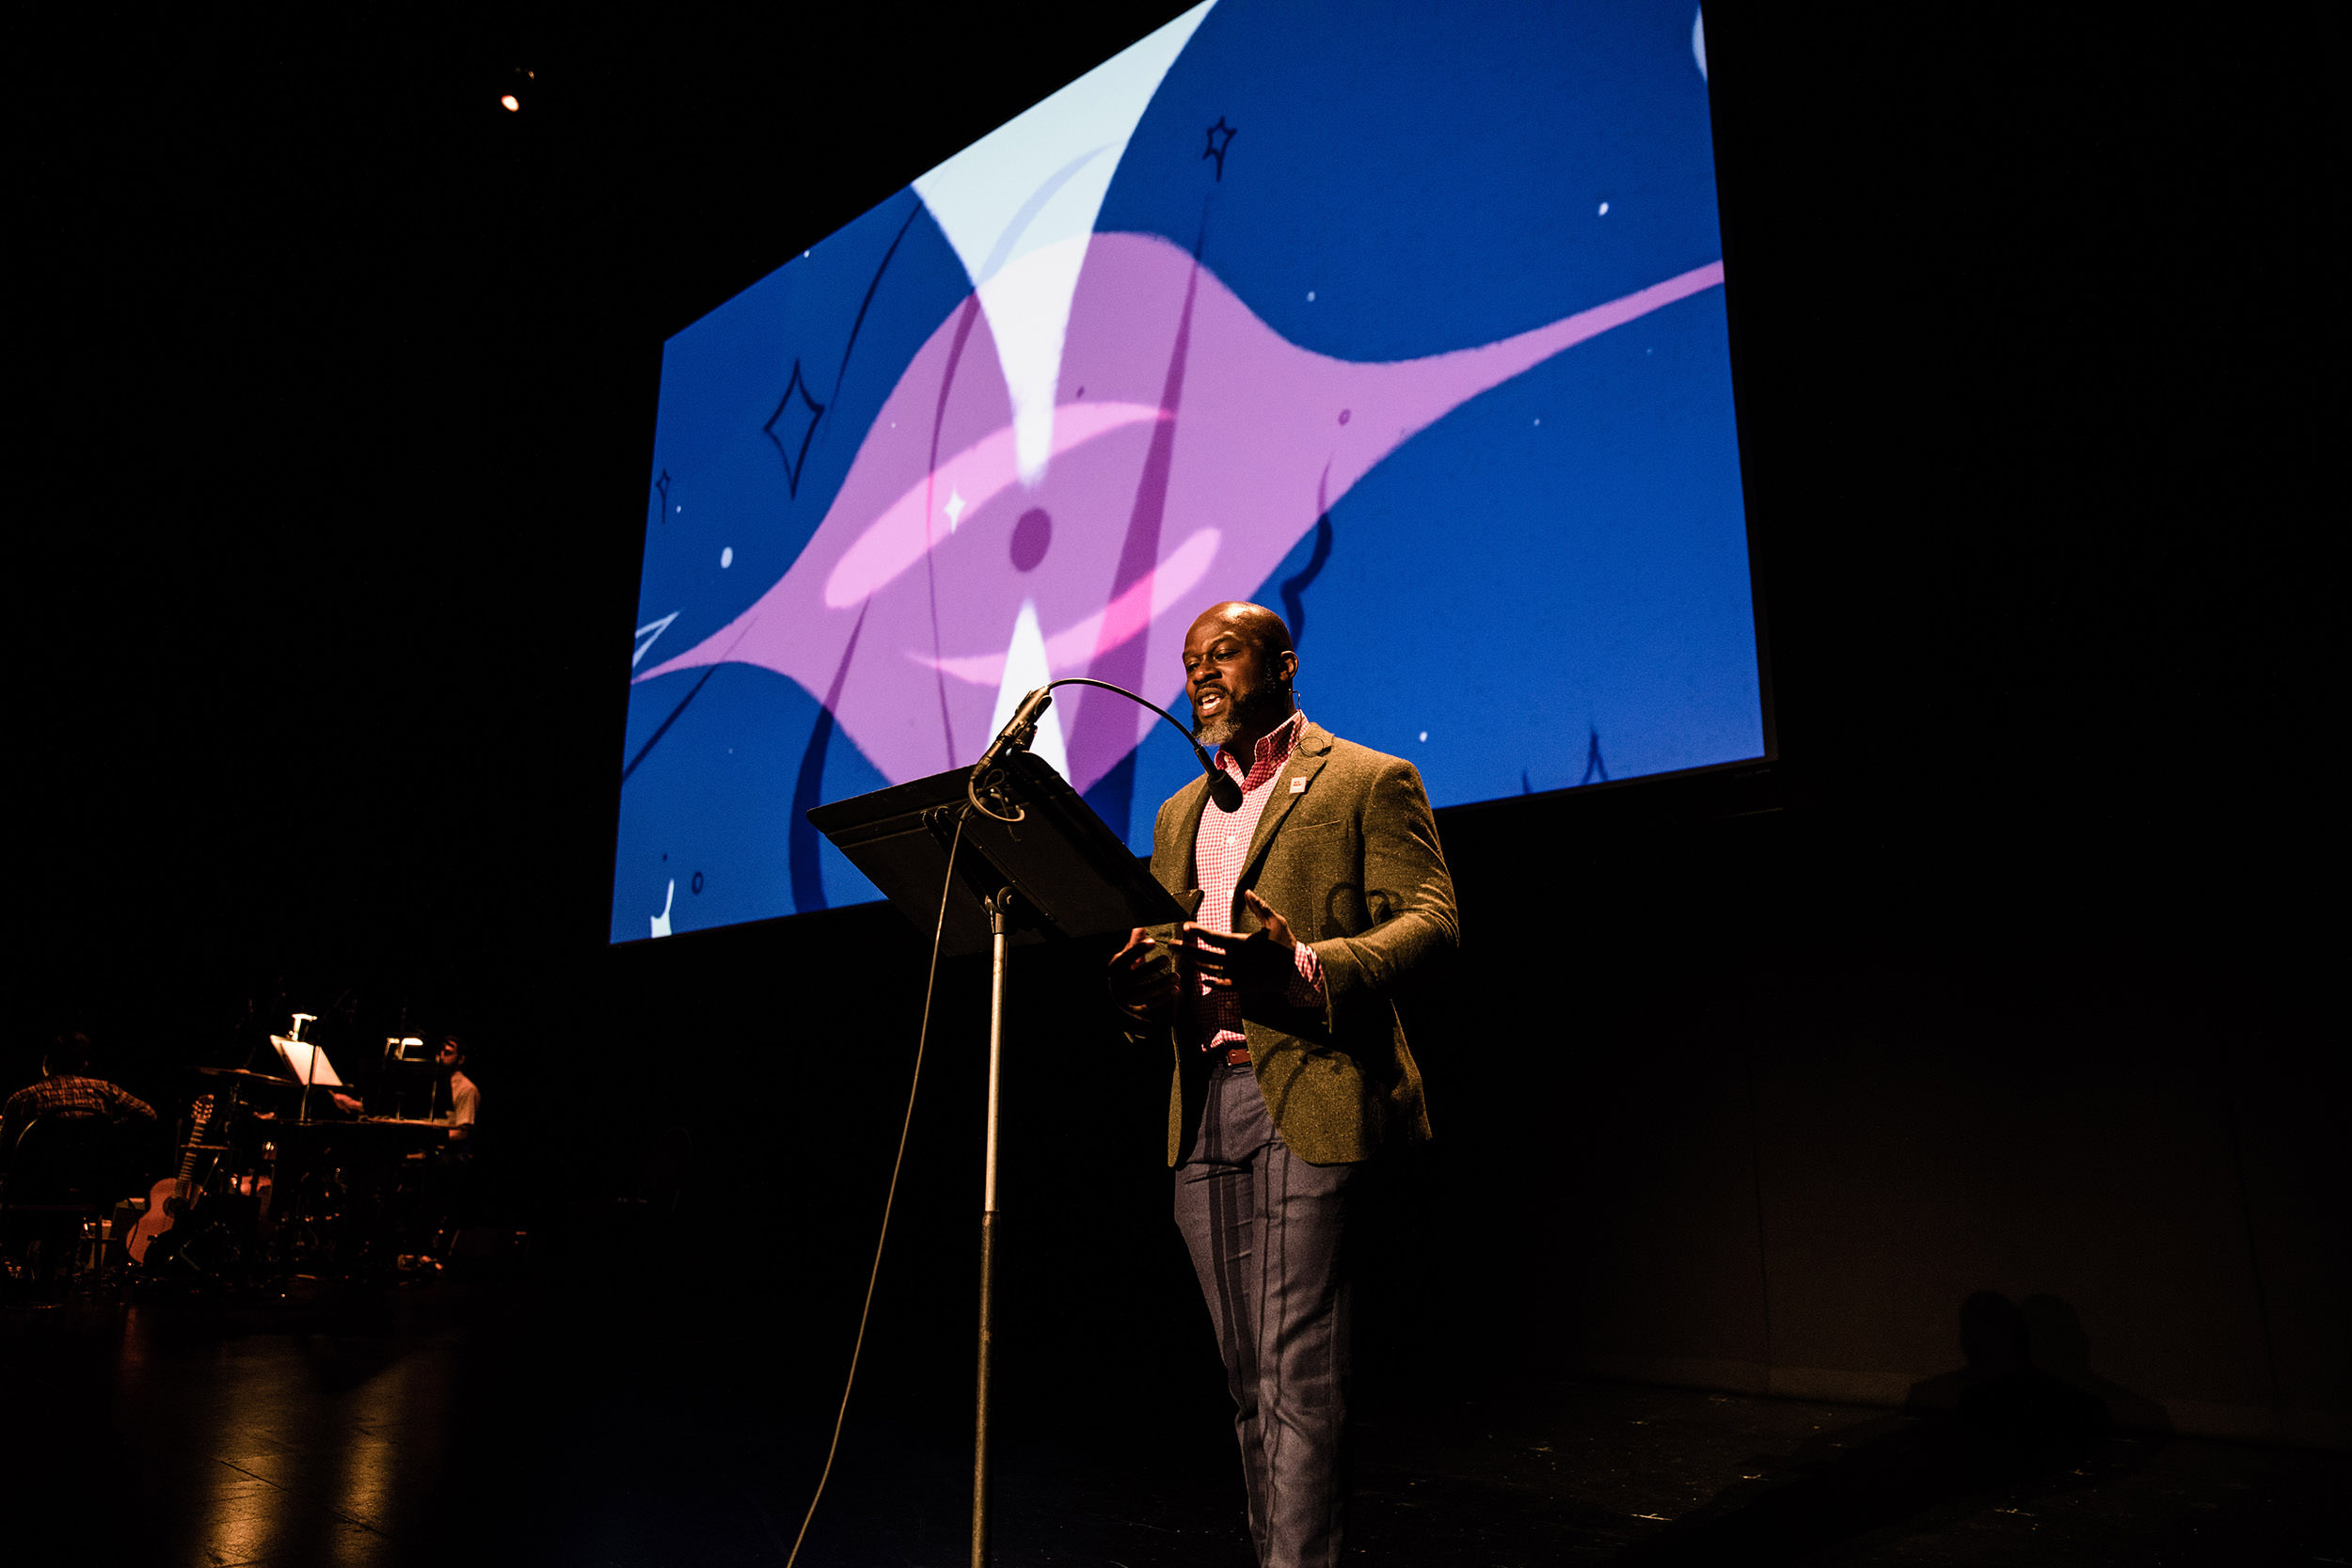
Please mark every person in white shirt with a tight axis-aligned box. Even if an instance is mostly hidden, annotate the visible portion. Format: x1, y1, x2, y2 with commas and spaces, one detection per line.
434, 1037, 479, 1144
327, 1035, 477, 1145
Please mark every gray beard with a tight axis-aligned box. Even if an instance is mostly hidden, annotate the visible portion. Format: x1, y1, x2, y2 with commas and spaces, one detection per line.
1192, 684, 1287, 752
1193, 709, 1241, 750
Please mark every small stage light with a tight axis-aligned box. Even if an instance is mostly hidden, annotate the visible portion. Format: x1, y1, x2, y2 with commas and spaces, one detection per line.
501, 93, 519, 112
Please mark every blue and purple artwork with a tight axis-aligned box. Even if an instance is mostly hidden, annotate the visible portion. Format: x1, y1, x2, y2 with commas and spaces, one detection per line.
616, 0, 1763, 942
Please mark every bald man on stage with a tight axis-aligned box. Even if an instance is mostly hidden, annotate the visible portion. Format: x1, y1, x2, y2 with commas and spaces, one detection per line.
1109, 601, 1458, 1568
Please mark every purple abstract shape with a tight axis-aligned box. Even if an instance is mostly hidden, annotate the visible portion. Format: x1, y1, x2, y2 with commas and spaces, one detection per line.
637, 232, 1724, 794
1009, 508, 1051, 572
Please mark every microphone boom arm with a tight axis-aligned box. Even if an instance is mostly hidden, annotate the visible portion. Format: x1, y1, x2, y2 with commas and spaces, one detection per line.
970, 677, 1243, 814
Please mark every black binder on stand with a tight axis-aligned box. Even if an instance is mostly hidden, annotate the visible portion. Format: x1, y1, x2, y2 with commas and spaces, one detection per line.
806, 750, 1186, 1568
807, 750, 1183, 956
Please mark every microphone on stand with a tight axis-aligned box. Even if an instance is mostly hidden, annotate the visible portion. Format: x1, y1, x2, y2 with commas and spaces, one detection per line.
969, 678, 1246, 812
973, 687, 1055, 780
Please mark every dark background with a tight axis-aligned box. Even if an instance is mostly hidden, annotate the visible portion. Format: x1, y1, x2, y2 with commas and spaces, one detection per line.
15, 0, 2341, 1451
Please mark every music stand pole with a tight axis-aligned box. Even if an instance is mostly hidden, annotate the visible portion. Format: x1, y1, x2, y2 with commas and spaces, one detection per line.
972, 885, 1014, 1568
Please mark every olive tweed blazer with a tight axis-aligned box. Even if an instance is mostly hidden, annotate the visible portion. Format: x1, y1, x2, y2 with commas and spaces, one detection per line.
1132, 720, 1458, 1166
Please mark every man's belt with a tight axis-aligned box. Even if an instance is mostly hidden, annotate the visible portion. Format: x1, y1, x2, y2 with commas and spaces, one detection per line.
1212, 1044, 1251, 1067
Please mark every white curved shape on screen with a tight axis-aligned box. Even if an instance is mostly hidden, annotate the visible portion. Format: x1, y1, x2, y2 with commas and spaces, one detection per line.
986, 599, 1070, 779
632, 611, 678, 669
913, 0, 1216, 484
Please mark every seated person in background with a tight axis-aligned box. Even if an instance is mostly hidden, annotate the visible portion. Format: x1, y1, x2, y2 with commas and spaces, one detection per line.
329, 1035, 478, 1145
436, 1037, 479, 1145
2, 1032, 157, 1148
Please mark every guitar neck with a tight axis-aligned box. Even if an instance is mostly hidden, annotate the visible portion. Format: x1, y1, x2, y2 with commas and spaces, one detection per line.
173, 1105, 215, 1202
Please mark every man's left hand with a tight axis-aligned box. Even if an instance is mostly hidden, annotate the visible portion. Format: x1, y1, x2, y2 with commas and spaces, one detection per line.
1185, 890, 1298, 996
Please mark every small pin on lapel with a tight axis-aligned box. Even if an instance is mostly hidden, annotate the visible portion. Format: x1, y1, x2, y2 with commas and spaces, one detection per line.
1290, 776, 1308, 793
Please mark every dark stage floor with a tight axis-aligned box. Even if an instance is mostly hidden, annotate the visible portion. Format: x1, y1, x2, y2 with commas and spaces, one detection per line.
6, 1278, 2343, 1567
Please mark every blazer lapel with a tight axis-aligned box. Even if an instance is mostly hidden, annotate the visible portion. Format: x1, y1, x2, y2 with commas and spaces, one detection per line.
1239, 720, 1333, 885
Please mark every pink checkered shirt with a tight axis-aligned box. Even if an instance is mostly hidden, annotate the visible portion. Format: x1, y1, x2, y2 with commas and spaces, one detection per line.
1184, 708, 1326, 1054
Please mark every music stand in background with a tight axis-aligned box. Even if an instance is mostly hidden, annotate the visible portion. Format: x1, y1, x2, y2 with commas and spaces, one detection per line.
380, 1037, 431, 1121
270, 1033, 344, 1124
808, 750, 1185, 1568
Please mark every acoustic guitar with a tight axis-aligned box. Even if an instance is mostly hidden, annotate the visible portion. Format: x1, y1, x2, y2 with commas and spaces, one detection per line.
125, 1095, 215, 1266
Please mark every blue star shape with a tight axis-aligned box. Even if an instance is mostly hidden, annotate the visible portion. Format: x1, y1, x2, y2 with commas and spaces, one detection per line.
763, 359, 826, 498
1203, 116, 1237, 181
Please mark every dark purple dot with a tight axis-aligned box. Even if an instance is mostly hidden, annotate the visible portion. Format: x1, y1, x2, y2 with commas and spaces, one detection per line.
1337, 408, 1351, 425
1072, 386, 1085, 400
1010, 508, 1052, 572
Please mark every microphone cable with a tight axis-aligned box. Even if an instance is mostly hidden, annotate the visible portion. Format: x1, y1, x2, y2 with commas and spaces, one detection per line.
784, 679, 1212, 1557
969, 676, 1244, 814
781, 803, 970, 1568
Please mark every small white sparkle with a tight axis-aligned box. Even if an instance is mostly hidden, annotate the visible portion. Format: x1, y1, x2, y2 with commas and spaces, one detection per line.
1597, 201, 1610, 215
1533, 418, 1542, 426
1419, 731, 1428, 742
1306, 290, 1316, 301
720, 546, 734, 568
945, 487, 966, 529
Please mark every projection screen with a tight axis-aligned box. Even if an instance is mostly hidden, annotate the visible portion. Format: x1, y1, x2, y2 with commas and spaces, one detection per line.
615, 0, 1764, 942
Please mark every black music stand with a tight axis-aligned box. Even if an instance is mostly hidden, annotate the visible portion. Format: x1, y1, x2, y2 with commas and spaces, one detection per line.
807, 751, 1184, 1568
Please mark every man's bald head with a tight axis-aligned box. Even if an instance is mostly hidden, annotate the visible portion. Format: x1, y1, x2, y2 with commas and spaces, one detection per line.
1187, 602, 1295, 663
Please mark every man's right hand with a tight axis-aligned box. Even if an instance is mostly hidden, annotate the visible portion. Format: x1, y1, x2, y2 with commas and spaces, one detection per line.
1107, 927, 1178, 1022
